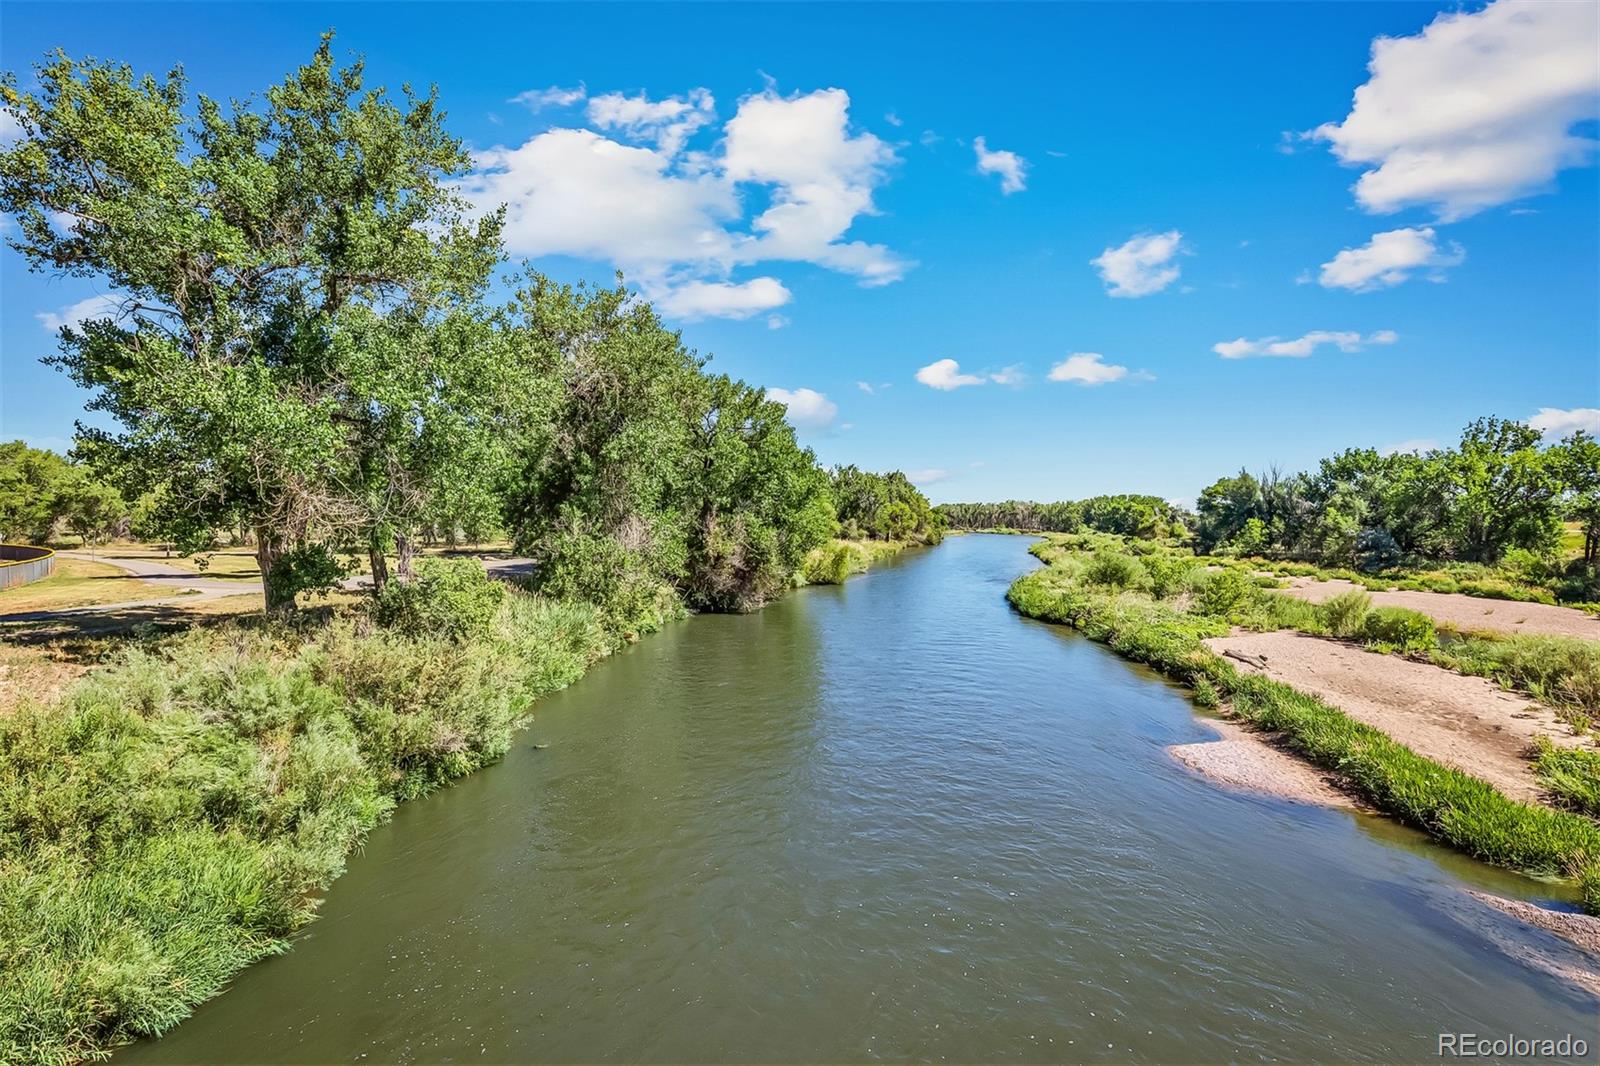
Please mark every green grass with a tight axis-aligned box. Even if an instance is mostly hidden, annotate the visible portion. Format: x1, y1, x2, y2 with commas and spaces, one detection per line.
1431, 631, 1600, 719
1007, 550, 1600, 915
0, 591, 612, 1065
1532, 739, 1600, 818
798, 538, 908, 586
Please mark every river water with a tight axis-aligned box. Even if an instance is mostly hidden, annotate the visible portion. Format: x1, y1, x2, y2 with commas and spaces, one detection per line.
122, 534, 1595, 1063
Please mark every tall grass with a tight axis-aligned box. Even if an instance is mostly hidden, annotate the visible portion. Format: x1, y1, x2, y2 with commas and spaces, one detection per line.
1007, 564, 1600, 914
1433, 632, 1600, 718
0, 592, 611, 1065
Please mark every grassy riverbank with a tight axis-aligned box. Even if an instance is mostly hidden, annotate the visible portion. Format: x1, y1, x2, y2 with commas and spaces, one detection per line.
0, 588, 614, 1064
1007, 537, 1600, 914
800, 537, 913, 585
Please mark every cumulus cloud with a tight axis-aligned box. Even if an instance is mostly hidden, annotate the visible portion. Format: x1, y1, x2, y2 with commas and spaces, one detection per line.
1212, 330, 1398, 359
974, 136, 1027, 194
1527, 407, 1600, 439
1312, 0, 1600, 219
1047, 352, 1130, 385
906, 468, 949, 486
509, 84, 586, 111
649, 277, 791, 321
915, 358, 986, 390
989, 364, 1027, 386
1091, 230, 1184, 297
766, 387, 839, 429
586, 88, 715, 156
37, 293, 127, 333
462, 84, 908, 319
1318, 226, 1465, 291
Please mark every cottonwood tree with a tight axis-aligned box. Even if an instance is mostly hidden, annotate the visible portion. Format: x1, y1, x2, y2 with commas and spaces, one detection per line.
0, 38, 503, 607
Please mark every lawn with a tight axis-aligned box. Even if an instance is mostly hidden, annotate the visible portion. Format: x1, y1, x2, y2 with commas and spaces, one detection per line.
0, 556, 169, 615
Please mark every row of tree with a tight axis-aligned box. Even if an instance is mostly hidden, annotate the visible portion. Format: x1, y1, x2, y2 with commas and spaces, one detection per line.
0, 41, 933, 621
1193, 418, 1600, 574
0, 441, 131, 547
830, 466, 946, 542
937, 495, 1189, 539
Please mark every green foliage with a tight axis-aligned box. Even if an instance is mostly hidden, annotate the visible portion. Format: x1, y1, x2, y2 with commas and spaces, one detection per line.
1320, 589, 1373, 638
373, 559, 506, 641
0, 591, 609, 1064
938, 495, 1185, 538
1532, 738, 1600, 818
1360, 607, 1437, 653
832, 466, 943, 543
1144, 554, 1198, 600
533, 529, 681, 640
1433, 632, 1600, 715
262, 544, 348, 607
1083, 550, 1146, 591
1, 38, 507, 607
1192, 567, 1255, 617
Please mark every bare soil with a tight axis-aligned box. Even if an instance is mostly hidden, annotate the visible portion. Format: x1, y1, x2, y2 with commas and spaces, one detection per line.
1283, 577, 1600, 640
1203, 630, 1586, 805
1169, 717, 1357, 809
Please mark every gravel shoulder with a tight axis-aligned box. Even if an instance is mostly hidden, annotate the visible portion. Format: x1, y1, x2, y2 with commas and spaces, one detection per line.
1282, 577, 1600, 640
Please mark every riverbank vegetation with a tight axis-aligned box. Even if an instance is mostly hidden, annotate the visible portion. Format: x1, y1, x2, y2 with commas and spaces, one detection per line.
0, 41, 942, 1064
944, 419, 1600, 611
1007, 537, 1600, 913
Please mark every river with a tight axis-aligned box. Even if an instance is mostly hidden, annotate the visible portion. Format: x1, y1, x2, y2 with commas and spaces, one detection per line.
121, 534, 1595, 1063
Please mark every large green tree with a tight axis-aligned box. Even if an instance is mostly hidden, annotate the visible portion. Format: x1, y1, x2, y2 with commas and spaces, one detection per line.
1, 38, 502, 606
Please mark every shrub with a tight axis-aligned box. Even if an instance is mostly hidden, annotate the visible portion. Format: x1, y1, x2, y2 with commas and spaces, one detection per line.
1192, 567, 1255, 617
1145, 555, 1197, 600
264, 543, 349, 605
373, 559, 505, 641
1083, 550, 1147, 591
1533, 738, 1600, 818
802, 542, 856, 585
1360, 606, 1436, 653
1433, 633, 1600, 714
1320, 589, 1372, 638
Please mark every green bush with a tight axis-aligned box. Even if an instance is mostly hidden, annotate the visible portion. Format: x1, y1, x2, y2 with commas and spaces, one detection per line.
1434, 633, 1600, 714
1144, 554, 1197, 600
1320, 589, 1372, 638
1533, 738, 1600, 818
1360, 606, 1436, 653
1083, 550, 1147, 591
1192, 567, 1255, 617
372, 558, 505, 641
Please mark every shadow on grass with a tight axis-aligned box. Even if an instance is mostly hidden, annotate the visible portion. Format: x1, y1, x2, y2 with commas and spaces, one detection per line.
1, 602, 263, 651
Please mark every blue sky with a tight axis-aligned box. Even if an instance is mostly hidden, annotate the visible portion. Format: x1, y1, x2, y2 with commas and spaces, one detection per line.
2, 1, 1597, 504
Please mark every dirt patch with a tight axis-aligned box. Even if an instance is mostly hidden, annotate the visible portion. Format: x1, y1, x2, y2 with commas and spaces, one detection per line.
1451, 892, 1600, 998
1169, 718, 1358, 809
1204, 630, 1585, 805
1283, 577, 1600, 640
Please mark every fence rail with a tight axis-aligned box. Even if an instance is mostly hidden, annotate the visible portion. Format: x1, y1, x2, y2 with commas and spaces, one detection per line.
0, 544, 56, 590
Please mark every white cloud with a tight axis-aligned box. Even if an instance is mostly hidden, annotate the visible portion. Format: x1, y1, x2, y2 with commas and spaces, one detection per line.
766, 314, 789, 330
650, 277, 791, 321
1527, 407, 1600, 439
1312, 0, 1600, 219
915, 358, 986, 390
37, 293, 127, 332
1381, 438, 1441, 456
586, 88, 715, 156
1318, 226, 1465, 291
1212, 330, 1399, 359
1048, 352, 1129, 386
1091, 230, 1184, 297
906, 468, 949, 486
461, 84, 909, 319
974, 136, 1027, 194
722, 87, 909, 286
766, 387, 838, 429
509, 84, 586, 111
989, 364, 1027, 386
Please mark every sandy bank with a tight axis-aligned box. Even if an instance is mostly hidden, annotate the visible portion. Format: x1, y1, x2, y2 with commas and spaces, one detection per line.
1203, 630, 1584, 804
1169, 718, 1356, 809
1283, 577, 1600, 640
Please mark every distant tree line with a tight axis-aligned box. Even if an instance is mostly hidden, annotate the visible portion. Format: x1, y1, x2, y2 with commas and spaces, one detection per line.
0, 441, 131, 548
1192, 417, 1599, 593
0, 40, 935, 623
937, 495, 1189, 539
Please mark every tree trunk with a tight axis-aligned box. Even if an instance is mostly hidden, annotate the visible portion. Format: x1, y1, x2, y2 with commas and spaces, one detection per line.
368, 534, 389, 596
395, 531, 415, 581
255, 527, 294, 611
